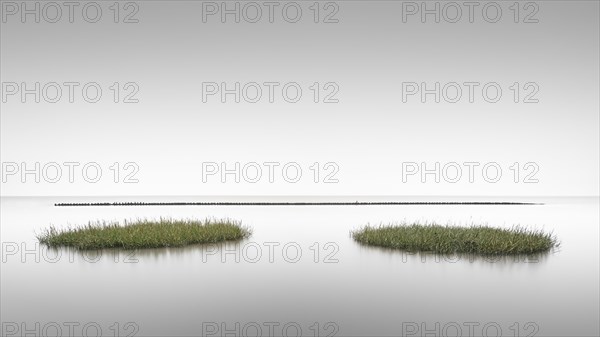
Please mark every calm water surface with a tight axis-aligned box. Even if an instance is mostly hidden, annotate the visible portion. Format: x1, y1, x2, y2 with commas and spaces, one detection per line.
1, 196, 598, 336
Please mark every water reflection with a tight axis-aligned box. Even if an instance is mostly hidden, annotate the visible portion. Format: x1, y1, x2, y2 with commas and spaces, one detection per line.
42, 238, 257, 263
354, 242, 559, 268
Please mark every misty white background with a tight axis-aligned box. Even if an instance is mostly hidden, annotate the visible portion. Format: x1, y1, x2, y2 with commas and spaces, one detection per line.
1, 1, 598, 196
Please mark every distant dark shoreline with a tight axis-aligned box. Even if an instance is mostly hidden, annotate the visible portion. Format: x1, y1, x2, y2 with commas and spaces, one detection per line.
54, 201, 542, 207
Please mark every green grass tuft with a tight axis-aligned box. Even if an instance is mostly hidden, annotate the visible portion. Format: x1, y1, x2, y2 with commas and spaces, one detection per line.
351, 223, 558, 255
37, 218, 252, 250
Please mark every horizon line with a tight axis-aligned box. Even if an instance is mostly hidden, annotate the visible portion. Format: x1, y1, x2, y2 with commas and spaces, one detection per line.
54, 201, 544, 206
2, 194, 599, 198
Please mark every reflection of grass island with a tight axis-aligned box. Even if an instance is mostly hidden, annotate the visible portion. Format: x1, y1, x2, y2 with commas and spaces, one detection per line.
37, 218, 251, 250
352, 223, 558, 255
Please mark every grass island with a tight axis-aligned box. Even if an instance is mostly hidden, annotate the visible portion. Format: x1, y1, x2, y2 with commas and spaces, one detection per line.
352, 223, 558, 255
37, 218, 251, 250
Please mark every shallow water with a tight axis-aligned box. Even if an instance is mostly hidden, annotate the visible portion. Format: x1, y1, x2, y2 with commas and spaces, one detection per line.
1, 196, 598, 336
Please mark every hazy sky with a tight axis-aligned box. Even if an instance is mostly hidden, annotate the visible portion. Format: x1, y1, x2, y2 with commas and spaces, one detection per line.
1, 0, 598, 196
